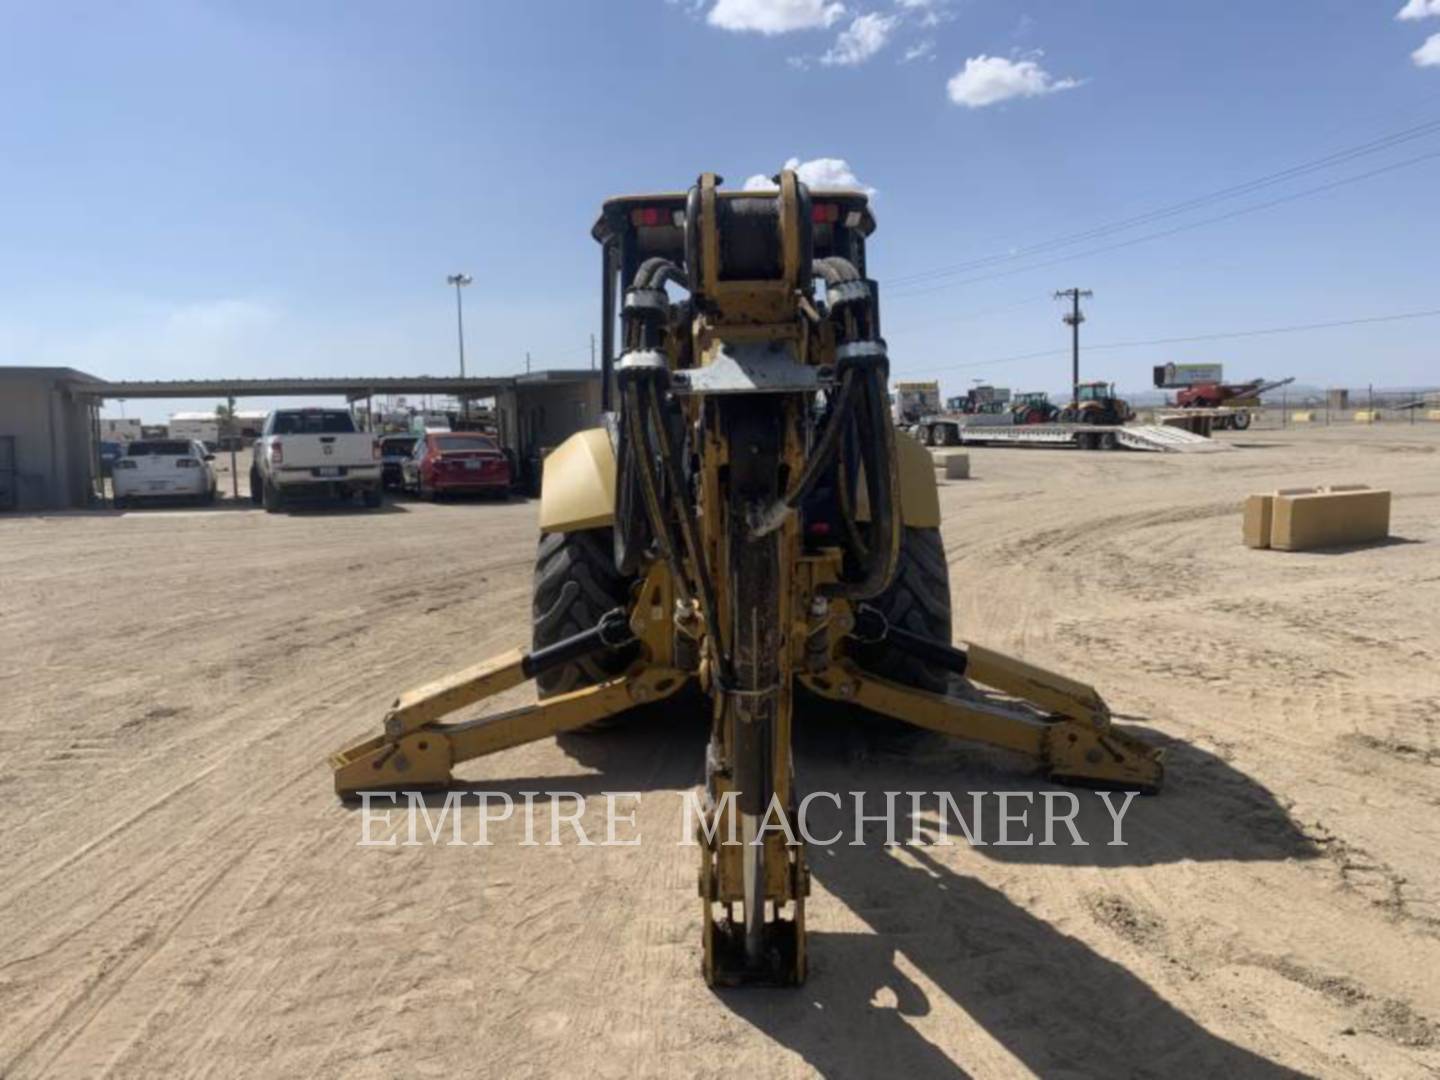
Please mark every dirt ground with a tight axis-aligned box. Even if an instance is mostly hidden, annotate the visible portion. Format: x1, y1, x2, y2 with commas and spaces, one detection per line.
2, 424, 1438, 1079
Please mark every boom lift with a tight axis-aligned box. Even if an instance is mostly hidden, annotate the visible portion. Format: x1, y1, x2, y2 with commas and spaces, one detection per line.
331, 171, 1164, 986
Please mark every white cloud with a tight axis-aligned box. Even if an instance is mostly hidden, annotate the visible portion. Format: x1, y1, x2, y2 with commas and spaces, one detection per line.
820, 12, 897, 65
743, 156, 875, 195
1415, 31, 1440, 64
902, 38, 935, 63
896, 0, 948, 27
1397, 0, 1440, 20
707, 0, 846, 33
946, 53, 1081, 108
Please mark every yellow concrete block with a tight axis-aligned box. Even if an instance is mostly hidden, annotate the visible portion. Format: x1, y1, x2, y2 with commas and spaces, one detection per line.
940, 452, 970, 480
1427, 410, 1440, 422
1271, 489, 1391, 551
1242, 495, 1273, 549
1353, 410, 1381, 423
1291, 411, 1313, 422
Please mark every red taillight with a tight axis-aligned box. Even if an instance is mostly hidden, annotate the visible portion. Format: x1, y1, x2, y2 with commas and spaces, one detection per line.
270, 441, 283, 465
629, 206, 665, 227
807, 521, 831, 536
811, 202, 840, 224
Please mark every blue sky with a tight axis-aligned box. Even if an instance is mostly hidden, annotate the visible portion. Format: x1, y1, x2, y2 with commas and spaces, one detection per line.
2, 0, 1438, 421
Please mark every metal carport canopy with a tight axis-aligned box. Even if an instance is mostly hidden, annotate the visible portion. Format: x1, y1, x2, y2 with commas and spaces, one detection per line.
72, 375, 519, 402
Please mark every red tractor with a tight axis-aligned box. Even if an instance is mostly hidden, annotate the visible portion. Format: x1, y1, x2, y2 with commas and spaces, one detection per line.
1011, 391, 1060, 425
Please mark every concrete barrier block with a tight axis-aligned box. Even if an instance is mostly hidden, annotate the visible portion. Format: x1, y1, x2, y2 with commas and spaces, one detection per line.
939, 452, 970, 480
1427, 410, 1440, 422
1291, 411, 1314, 423
1242, 495, 1273, 549
1271, 489, 1391, 551
1354, 410, 1381, 423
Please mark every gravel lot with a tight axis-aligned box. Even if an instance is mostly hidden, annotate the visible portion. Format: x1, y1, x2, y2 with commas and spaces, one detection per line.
1, 424, 1437, 1078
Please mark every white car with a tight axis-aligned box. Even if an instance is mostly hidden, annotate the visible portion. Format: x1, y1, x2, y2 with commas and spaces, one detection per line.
112, 439, 217, 508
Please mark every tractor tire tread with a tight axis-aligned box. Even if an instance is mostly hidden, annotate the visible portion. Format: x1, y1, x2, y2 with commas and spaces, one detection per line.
853, 526, 953, 694
532, 528, 638, 697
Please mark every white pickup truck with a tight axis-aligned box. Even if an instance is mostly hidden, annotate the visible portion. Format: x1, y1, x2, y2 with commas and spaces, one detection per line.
249, 408, 382, 511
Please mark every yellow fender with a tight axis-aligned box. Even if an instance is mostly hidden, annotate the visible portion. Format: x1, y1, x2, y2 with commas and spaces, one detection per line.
538, 428, 617, 533
538, 427, 940, 534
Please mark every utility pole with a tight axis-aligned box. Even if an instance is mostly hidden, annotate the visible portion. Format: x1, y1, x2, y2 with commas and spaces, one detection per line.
1054, 288, 1093, 407
447, 273, 472, 417
590, 333, 596, 370
525, 350, 532, 374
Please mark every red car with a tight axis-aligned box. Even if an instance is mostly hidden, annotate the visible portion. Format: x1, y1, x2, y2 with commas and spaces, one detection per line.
403, 432, 511, 499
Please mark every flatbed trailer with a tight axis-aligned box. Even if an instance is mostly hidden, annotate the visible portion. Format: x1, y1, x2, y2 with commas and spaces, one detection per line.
957, 422, 1231, 453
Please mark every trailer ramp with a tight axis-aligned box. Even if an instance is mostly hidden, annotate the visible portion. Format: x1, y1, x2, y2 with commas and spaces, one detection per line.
958, 423, 1231, 453
1116, 424, 1232, 453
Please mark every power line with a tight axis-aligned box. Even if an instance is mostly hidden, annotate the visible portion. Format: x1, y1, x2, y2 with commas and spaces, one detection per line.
891, 293, 1053, 334
899, 306, 1440, 377
886, 115, 1440, 291
887, 147, 1440, 301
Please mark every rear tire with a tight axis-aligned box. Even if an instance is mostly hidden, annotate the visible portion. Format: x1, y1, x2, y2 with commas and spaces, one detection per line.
263, 478, 281, 513
249, 469, 263, 506
532, 528, 639, 698
852, 526, 953, 694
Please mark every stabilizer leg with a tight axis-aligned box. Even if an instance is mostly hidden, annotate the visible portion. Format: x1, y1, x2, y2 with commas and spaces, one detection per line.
332, 666, 692, 796
801, 659, 1164, 793
329, 605, 688, 798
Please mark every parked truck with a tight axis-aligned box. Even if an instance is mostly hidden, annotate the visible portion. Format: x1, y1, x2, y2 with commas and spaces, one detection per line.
891, 381, 942, 427
249, 407, 382, 512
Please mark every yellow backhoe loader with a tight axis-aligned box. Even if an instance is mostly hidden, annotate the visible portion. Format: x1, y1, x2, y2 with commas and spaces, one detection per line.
331, 171, 1164, 986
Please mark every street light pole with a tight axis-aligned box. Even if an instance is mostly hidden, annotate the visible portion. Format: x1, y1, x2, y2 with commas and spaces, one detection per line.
447, 272, 473, 417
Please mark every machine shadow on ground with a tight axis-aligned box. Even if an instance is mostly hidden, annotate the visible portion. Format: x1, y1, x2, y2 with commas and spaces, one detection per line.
332, 697, 1314, 1076
715, 716, 1316, 1078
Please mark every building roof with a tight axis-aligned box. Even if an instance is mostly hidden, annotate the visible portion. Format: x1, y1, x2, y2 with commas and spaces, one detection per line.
0, 366, 108, 385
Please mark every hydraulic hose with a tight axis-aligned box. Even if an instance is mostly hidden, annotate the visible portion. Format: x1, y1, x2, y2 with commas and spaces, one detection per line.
747, 367, 859, 539
622, 379, 692, 606
643, 380, 730, 685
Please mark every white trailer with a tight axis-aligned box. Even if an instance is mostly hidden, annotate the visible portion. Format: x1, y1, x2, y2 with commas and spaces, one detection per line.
99, 418, 144, 444
168, 412, 221, 447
